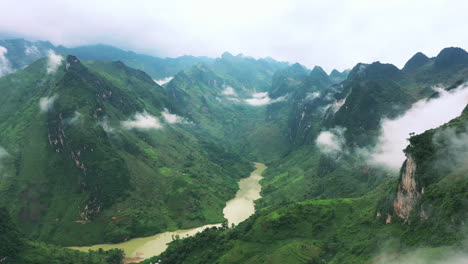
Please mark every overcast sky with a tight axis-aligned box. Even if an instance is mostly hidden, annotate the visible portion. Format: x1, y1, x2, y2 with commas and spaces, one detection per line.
1, 0, 467, 72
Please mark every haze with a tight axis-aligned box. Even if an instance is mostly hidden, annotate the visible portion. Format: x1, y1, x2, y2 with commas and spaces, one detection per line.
1, 0, 467, 72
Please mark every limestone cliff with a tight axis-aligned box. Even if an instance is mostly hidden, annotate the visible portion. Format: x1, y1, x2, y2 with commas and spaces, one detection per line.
393, 154, 420, 222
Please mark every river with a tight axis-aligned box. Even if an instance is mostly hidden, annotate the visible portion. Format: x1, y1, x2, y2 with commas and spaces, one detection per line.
69, 162, 266, 262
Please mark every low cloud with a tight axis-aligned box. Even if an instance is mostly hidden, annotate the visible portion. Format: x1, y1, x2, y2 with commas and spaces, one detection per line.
154, 76, 174, 86
0, 146, 9, 178
121, 111, 162, 130
432, 122, 468, 172
375, 247, 468, 264
68, 111, 82, 125
0, 46, 13, 77
369, 84, 468, 169
25, 45, 40, 56
226, 97, 240, 103
222, 85, 237, 96
98, 116, 116, 134
39, 94, 58, 113
46, 50, 63, 74
305, 92, 320, 100
316, 126, 347, 156
0, 146, 7, 158
245, 92, 286, 106
161, 108, 187, 124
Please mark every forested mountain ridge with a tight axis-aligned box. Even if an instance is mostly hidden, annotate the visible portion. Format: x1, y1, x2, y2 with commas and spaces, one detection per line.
0, 39, 466, 264
142, 105, 468, 264
0, 53, 252, 246
0, 39, 213, 80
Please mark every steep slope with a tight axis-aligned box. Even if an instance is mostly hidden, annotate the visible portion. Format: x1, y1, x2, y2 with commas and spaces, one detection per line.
259, 47, 468, 209
165, 56, 291, 162
0, 207, 124, 264
142, 106, 468, 264
0, 55, 252, 246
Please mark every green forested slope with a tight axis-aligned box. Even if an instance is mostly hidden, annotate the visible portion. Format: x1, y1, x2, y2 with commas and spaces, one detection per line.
142, 106, 468, 264
0, 55, 252, 246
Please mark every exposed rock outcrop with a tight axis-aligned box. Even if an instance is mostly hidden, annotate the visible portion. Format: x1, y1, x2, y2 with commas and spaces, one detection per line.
393, 154, 420, 222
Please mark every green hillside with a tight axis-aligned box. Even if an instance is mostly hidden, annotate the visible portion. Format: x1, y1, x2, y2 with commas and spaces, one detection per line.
0, 54, 252, 246
142, 106, 468, 264
0, 40, 466, 264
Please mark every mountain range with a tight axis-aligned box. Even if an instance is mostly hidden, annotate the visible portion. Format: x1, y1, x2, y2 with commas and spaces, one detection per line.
0, 39, 466, 264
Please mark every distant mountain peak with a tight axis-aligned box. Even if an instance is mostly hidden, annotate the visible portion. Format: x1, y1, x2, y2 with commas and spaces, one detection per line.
330, 69, 340, 75
311, 65, 326, 74
310, 65, 330, 80
434, 47, 468, 69
221, 51, 234, 59
403, 52, 430, 72
329, 69, 349, 83
348, 61, 401, 80
290, 62, 307, 72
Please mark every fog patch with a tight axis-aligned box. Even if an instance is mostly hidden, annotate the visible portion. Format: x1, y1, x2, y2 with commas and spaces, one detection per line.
0, 146, 9, 179
369, 84, 468, 169
328, 95, 348, 115
316, 126, 347, 156
98, 116, 116, 134
305, 92, 320, 101
68, 111, 82, 125
432, 122, 468, 172
25, 45, 39, 56
39, 94, 58, 113
161, 108, 188, 124
222, 85, 237, 96
154, 76, 173, 86
226, 97, 241, 103
122, 111, 162, 130
375, 246, 468, 264
245, 92, 286, 106
46, 50, 63, 74
0, 46, 13, 77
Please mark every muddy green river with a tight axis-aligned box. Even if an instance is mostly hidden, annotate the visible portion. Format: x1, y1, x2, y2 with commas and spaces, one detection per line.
70, 162, 266, 262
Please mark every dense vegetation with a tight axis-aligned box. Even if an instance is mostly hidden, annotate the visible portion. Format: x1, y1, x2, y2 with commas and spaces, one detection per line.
0, 39, 466, 264
0, 54, 252, 246
0, 207, 124, 264
141, 108, 468, 264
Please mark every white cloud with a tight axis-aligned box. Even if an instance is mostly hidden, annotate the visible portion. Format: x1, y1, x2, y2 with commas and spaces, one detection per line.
245, 92, 286, 106
0, 146, 8, 158
375, 248, 468, 264
305, 92, 320, 100
0, 146, 9, 178
25, 45, 40, 55
161, 108, 187, 124
46, 50, 63, 74
39, 94, 59, 113
432, 122, 468, 171
98, 116, 116, 134
370, 84, 468, 169
121, 111, 162, 130
222, 85, 237, 96
316, 126, 347, 155
154, 76, 173, 86
69, 111, 82, 124
252, 92, 268, 98
0, 46, 13, 77
226, 97, 241, 103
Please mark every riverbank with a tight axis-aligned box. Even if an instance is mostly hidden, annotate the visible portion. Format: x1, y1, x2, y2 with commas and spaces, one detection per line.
69, 162, 267, 262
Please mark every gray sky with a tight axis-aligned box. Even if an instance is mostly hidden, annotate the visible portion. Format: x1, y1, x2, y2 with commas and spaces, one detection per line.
1, 0, 467, 72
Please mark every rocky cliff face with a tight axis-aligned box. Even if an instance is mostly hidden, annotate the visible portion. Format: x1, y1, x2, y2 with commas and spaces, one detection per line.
393, 154, 420, 222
